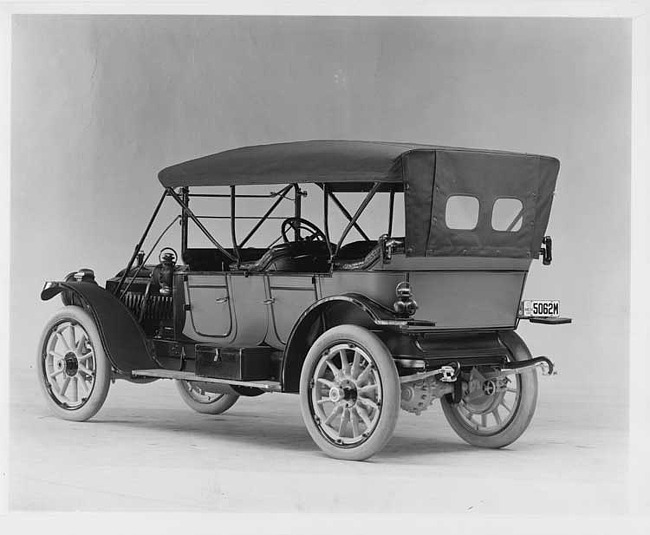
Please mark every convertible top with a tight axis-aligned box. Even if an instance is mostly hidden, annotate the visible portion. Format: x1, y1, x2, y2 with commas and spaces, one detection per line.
159, 140, 560, 259
158, 140, 556, 191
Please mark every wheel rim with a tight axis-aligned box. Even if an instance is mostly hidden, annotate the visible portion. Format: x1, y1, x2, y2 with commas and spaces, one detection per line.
41, 320, 97, 410
181, 381, 227, 404
451, 366, 522, 436
309, 342, 383, 447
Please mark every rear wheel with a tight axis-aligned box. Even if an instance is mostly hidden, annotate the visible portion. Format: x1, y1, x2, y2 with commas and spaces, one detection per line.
37, 306, 111, 421
175, 380, 240, 415
441, 331, 538, 448
300, 325, 400, 461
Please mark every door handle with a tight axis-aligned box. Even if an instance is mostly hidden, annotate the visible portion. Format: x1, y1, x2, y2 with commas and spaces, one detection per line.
263, 298, 275, 305
215, 296, 229, 304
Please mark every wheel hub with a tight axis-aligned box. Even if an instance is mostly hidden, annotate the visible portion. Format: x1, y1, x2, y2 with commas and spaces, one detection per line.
482, 380, 496, 396
329, 381, 357, 407
463, 370, 506, 414
64, 352, 79, 377
329, 386, 343, 403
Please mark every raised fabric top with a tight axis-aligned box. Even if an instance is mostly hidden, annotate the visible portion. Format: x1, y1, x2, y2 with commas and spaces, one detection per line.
157, 140, 551, 189
158, 140, 560, 259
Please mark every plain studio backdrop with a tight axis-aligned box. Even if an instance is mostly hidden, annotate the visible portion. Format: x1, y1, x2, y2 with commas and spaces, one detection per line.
9, 15, 631, 513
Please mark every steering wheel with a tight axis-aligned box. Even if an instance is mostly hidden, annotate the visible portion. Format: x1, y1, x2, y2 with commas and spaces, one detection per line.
158, 247, 178, 264
281, 217, 327, 243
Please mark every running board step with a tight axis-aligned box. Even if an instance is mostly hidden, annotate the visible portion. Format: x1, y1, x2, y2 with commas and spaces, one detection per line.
131, 369, 282, 392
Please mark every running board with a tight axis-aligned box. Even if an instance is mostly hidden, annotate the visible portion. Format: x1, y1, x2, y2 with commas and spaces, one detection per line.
131, 369, 282, 392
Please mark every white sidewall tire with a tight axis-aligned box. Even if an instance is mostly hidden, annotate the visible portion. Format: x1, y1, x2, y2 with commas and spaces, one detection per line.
299, 325, 400, 461
441, 330, 538, 448
175, 380, 240, 415
37, 306, 111, 422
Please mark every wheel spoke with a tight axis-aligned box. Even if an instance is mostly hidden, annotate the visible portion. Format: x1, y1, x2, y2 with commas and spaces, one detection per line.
55, 331, 72, 353
357, 395, 378, 412
481, 413, 487, 428
506, 387, 518, 394
338, 408, 349, 437
66, 324, 78, 352
326, 360, 341, 379
356, 364, 373, 386
48, 369, 65, 380
356, 404, 373, 428
324, 404, 343, 426
350, 351, 361, 379
499, 400, 512, 414
317, 398, 333, 406
350, 407, 361, 437
72, 377, 79, 403
357, 384, 377, 396
48, 350, 65, 361
77, 351, 94, 362
59, 376, 71, 399
317, 377, 336, 389
492, 408, 502, 425
340, 350, 350, 376
78, 362, 94, 378
77, 375, 88, 397
75, 331, 88, 353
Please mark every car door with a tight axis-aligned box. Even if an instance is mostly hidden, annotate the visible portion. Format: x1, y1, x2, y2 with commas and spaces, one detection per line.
183, 274, 233, 339
266, 274, 318, 347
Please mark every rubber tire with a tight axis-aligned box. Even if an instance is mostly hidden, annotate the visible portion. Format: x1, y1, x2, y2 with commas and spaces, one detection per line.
175, 380, 240, 415
299, 325, 400, 461
441, 330, 538, 448
37, 306, 111, 422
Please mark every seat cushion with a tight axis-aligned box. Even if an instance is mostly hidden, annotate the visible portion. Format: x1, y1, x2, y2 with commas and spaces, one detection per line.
335, 240, 378, 262
334, 243, 382, 270
234, 241, 331, 272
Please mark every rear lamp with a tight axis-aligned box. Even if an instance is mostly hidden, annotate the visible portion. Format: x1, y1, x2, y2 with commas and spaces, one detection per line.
393, 281, 418, 317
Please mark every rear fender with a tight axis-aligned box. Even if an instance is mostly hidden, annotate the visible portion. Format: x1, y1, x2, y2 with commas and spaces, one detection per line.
41, 281, 159, 375
281, 293, 400, 393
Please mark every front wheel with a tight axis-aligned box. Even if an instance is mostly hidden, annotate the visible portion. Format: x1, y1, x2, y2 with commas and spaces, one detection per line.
440, 331, 538, 448
299, 325, 400, 461
37, 306, 111, 421
175, 380, 240, 415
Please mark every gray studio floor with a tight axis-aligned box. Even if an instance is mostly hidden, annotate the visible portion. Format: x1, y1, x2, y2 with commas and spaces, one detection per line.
9, 366, 628, 513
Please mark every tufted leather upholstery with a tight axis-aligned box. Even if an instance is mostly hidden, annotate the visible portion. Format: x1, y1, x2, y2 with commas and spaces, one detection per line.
334, 241, 382, 270
233, 241, 331, 273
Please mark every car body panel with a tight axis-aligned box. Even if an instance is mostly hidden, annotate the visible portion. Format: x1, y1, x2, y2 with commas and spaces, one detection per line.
409, 270, 525, 329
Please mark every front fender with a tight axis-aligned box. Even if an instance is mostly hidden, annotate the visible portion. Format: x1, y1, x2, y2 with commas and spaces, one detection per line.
41, 281, 159, 375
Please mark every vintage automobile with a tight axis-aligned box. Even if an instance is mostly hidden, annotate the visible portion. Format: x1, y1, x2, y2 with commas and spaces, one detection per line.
38, 140, 571, 461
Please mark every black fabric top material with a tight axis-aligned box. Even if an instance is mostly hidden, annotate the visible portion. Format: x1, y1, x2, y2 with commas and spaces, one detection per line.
158, 140, 560, 259
158, 140, 553, 188
406, 149, 560, 258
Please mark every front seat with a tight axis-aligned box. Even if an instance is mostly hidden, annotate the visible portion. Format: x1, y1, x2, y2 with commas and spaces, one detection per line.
233, 241, 331, 273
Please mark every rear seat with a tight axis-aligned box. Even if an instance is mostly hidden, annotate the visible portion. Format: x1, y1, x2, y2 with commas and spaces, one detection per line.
334, 240, 380, 270
333, 238, 405, 270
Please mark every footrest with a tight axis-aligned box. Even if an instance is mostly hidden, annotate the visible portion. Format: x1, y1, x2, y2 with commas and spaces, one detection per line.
131, 369, 282, 392
527, 316, 572, 325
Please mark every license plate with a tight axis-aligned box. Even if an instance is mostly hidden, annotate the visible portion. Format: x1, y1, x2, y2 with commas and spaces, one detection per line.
521, 300, 560, 317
